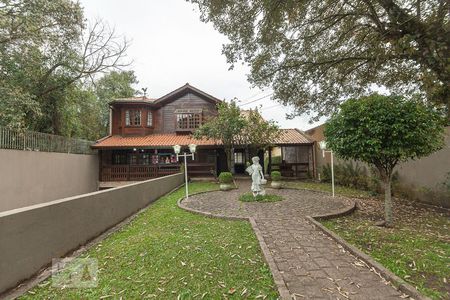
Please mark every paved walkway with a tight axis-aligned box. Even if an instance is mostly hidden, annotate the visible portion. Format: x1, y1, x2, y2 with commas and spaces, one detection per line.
180, 181, 407, 300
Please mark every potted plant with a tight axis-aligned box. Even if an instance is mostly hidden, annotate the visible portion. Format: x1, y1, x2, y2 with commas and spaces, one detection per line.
270, 171, 282, 189
218, 172, 233, 191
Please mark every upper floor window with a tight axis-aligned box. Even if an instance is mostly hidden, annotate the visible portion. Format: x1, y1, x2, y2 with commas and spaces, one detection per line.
175, 109, 202, 130
125, 110, 141, 126
147, 111, 153, 127
176, 113, 201, 129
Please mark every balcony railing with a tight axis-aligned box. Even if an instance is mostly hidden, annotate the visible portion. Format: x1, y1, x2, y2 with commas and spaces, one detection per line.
0, 127, 94, 155
100, 163, 216, 181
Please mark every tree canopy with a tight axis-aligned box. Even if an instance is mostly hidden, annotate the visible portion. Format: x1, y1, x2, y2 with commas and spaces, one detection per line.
94, 71, 139, 135
240, 108, 280, 153
324, 93, 445, 226
194, 100, 279, 172
194, 100, 246, 172
191, 0, 450, 119
0, 0, 131, 137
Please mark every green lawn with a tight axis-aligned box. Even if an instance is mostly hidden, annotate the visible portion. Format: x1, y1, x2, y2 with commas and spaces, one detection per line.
21, 182, 278, 299
285, 180, 449, 300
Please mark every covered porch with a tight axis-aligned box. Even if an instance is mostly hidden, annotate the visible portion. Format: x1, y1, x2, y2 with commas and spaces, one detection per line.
98, 148, 218, 182
92, 134, 222, 184
267, 144, 315, 179
266, 129, 315, 179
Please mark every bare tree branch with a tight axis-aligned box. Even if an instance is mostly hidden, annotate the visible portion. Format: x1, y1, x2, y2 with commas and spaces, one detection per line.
37, 19, 131, 97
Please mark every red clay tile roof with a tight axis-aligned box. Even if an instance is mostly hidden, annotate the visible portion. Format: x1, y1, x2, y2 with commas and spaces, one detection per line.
92, 134, 220, 148
92, 129, 312, 149
275, 128, 313, 144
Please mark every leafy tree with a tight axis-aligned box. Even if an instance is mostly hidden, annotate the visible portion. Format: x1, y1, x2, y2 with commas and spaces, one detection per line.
0, 0, 130, 135
194, 101, 280, 173
240, 108, 279, 158
324, 94, 445, 226
194, 100, 247, 173
0, 85, 41, 130
57, 86, 104, 140
190, 0, 450, 119
94, 71, 139, 135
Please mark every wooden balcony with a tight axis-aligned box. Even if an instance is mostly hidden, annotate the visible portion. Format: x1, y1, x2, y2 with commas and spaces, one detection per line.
100, 163, 215, 181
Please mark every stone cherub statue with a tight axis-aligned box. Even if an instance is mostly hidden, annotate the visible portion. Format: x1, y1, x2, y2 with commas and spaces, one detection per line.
246, 156, 266, 196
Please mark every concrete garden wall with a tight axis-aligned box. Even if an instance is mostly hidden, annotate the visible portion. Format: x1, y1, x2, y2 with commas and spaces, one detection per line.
313, 126, 450, 207
0, 173, 184, 294
0, 149, 99, 212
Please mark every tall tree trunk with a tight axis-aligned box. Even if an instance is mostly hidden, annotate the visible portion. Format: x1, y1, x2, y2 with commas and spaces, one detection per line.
51, 107, 61, 135
230, 147, 235, 174
225, 146, 235, 174
244, 146, 249, 164
384, 174, 393, 227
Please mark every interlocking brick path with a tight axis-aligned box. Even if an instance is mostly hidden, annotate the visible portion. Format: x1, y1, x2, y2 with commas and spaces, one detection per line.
181, 181, 407, 299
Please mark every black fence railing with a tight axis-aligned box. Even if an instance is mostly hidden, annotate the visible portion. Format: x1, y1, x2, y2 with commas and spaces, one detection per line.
0, 127, 95, 155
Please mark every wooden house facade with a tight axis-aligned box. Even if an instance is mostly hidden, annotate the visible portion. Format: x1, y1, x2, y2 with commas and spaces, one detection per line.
92, 84, 315, 184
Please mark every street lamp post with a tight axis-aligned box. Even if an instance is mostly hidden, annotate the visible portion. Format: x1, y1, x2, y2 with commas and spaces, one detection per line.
319, 140, 335, 198
173, 144, 197, 199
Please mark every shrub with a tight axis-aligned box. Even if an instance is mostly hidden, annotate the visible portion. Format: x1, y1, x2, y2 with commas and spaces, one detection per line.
271, 155, 282, 165
271, 171, 281, 181
321, 161, 401, 195
239, 193, 282, 202
218, 172, 233, 184
321, 161, 370, 191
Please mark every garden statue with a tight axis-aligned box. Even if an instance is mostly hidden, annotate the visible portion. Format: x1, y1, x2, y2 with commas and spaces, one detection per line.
246, 156, 266, 196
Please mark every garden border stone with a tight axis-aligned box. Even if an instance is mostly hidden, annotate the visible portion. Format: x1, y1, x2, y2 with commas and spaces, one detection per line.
249, 217, 291, 300
178, 187, 359, 300
307, 216, 431, 300
177, 193, 291, 299
179, 186, 431, 300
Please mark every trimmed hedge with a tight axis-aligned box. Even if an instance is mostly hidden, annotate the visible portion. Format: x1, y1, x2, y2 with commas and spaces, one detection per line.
271, 171, 281, 181
218, 172, 233, 184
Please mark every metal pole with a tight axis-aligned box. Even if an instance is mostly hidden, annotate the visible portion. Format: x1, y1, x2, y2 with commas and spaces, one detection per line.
184, 154, 189, 199
331, 150, 335, 198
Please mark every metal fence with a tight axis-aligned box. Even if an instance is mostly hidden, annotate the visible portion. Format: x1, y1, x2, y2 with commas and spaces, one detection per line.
0, 127, 95, 155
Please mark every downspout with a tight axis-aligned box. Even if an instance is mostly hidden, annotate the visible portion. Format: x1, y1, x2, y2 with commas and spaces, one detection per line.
109, 106, 113, 136
312, 142, 316, 180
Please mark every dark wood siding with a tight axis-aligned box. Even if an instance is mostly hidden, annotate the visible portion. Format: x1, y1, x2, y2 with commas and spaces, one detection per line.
111, 104, 157, 136
110, 92, 218, 136
156, 92, 217, 133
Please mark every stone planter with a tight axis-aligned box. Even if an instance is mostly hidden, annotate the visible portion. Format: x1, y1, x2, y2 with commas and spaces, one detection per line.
220, 183, 233, 191
271, 181, 282, 189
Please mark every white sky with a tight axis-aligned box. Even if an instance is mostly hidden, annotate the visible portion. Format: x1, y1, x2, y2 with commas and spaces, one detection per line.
79, 0, 323, 130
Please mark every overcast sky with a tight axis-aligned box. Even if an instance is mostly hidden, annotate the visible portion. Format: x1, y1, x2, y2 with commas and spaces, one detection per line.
79, 0, 323, 130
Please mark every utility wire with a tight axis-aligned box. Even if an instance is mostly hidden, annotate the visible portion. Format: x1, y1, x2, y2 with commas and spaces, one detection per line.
239, 93, 274, 107
241, 90, 267, 101
261, 103, 282, 111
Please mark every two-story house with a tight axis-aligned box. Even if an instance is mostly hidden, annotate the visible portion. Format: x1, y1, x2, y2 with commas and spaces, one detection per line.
92, 83, 316, 185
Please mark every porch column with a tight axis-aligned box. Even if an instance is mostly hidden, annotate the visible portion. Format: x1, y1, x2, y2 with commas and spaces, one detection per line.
268, 147, 272, 174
